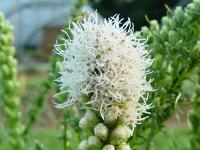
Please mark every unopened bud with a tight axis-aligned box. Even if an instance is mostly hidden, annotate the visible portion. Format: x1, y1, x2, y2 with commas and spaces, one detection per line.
109, 126, 132, 145
79, 117, 88, 129
150, 20, 159, 31
85, 110, 99, 124
88, 136, 103, 149
102, 144, 115, 150
79, 110, 99, 130
94, 123, 109, 140
104, 106, 119, 126
117, 143, 131, 150
2, 64, 10, 76
8, 56, 17, 66
5, 47, 15, 56
79, 140, 88, 150
0, 52, 6, 63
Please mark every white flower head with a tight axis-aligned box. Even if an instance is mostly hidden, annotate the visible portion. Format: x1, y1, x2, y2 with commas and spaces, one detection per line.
54, 12, 153, 127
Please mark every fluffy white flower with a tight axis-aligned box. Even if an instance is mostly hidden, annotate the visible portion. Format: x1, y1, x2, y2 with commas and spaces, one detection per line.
54, 12, 153, 127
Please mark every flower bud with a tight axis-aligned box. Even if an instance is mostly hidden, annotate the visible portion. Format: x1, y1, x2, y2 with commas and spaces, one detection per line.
0, 52, 6, 63
2, 64, 10, 76
117, 143, 131, 150
79, 110, 99, 130
8, 56, 17, 66
79, 117, 89, 129
13, 98, 20, 107
79, 140, 88, 150
94, 123, 109, 140
102, 145, 115, 150
104, 106, 119, 126
109, 126, 132, 145
162, 16, 171, 27
85, 110, 99, 124
5, 47, 15, 56
5, 80, 15, 92
150, 20, 159, 31
88, 136, 103, 149
141, 26, 149, 35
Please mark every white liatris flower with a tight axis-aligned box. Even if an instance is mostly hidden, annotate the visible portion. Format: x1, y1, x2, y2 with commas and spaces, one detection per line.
54, 12, 153, 129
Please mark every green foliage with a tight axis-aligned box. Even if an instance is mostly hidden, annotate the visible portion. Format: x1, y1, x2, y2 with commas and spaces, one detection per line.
0, 127, 190, 150
188, 43, 200, 150
132, 0, 200, 149
0, 12, 25, 149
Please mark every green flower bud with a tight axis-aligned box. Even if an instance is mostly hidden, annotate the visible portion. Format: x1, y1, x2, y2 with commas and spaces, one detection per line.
117, 143, 131, 150
141, 26, 150, 37
79, 110, 99, 130
79, 117, 89, 129
5, 80, 15, 92
13, 98, 20, 108
8, 56, 17, 67
168, 30, 177, 46
5, 107, 17, 119
10, 67, 17, 76
85, 110, 99, 123
162, 16, 171, 27
102, 145, 115, 150
0, 52, 6, 62
174, 7, 184, 22
16, 124, 25, 135
104, 106, 119, 126
88, 136, 103, 150
109, 126, 132, 145
79, 140, 89, 150
1, 34, 12, 45
4, 46, 15, 56
2, 64, 10, 76
94, 123, 109, 140
150, 20, 159, 31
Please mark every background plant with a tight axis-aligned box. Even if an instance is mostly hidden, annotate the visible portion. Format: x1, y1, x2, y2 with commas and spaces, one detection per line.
0, 12, 25, 149
130, 0, 200, 149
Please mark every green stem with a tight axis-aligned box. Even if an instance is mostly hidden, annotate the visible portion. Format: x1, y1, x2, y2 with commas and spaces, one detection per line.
24, 79, 50, 137
62, 111, 68, 150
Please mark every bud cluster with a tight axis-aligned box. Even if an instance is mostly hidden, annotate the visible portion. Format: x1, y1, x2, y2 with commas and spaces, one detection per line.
78, 108, 133, 150
0, 12, 24, 149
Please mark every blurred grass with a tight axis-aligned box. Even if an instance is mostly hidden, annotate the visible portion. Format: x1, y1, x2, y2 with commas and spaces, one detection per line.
0, 127, 190, 150
26, 128, 84, 150
138, 127, 190, 150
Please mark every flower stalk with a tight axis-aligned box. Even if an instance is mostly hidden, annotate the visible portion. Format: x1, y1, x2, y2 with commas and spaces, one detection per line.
0, 12, 25, 149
